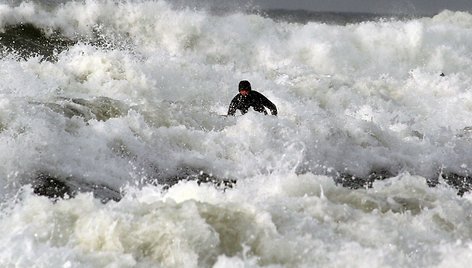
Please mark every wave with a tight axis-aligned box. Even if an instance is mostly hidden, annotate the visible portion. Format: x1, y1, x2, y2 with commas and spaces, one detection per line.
3, 2, 472, 267
0, 1, 472, 196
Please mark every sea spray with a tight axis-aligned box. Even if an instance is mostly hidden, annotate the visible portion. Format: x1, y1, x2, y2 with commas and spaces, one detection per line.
0, 1, 472, 267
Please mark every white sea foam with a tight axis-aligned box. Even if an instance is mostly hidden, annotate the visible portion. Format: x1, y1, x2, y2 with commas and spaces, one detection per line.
1, 1, 472, 267
0, 174, 471, 267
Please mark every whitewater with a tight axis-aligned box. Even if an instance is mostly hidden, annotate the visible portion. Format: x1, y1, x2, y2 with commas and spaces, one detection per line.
1, 0, 472, 267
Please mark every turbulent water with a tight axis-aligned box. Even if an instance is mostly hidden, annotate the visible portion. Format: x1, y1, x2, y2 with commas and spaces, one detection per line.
2, 0, 472, 267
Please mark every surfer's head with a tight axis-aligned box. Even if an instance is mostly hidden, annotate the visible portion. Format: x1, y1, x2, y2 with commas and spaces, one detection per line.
239, 80, 251, 96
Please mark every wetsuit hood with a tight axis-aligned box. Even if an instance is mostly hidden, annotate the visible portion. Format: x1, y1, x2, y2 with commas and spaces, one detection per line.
239, 80, 252, 91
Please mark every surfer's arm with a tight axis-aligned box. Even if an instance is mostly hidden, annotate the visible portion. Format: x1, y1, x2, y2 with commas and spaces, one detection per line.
266, 101, 277, 116
257, 92, 277, 116
227, 95, 239, 116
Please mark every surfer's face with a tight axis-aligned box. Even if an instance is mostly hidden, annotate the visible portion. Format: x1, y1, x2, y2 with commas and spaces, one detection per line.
240, 89, 250, 96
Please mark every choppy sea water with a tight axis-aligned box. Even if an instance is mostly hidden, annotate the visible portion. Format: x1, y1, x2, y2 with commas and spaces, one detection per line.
1, 1, 472, 267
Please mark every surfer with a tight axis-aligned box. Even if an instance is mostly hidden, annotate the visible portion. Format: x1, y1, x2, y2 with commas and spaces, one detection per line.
227, 80, 278, 116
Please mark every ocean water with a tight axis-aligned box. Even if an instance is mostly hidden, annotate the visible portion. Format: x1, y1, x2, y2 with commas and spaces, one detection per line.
1, 0, 472, 267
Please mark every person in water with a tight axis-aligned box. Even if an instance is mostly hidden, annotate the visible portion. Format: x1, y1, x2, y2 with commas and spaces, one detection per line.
227, 80, 278, 116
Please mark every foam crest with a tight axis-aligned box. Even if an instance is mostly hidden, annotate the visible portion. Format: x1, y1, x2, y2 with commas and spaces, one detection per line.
0, 173, 471, 267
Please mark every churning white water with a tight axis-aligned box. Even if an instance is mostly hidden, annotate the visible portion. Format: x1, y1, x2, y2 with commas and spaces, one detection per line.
1, 0, 472, 267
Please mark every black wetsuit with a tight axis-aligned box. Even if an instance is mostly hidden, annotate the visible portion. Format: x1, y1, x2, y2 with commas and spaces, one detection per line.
227, 90, 277, 116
